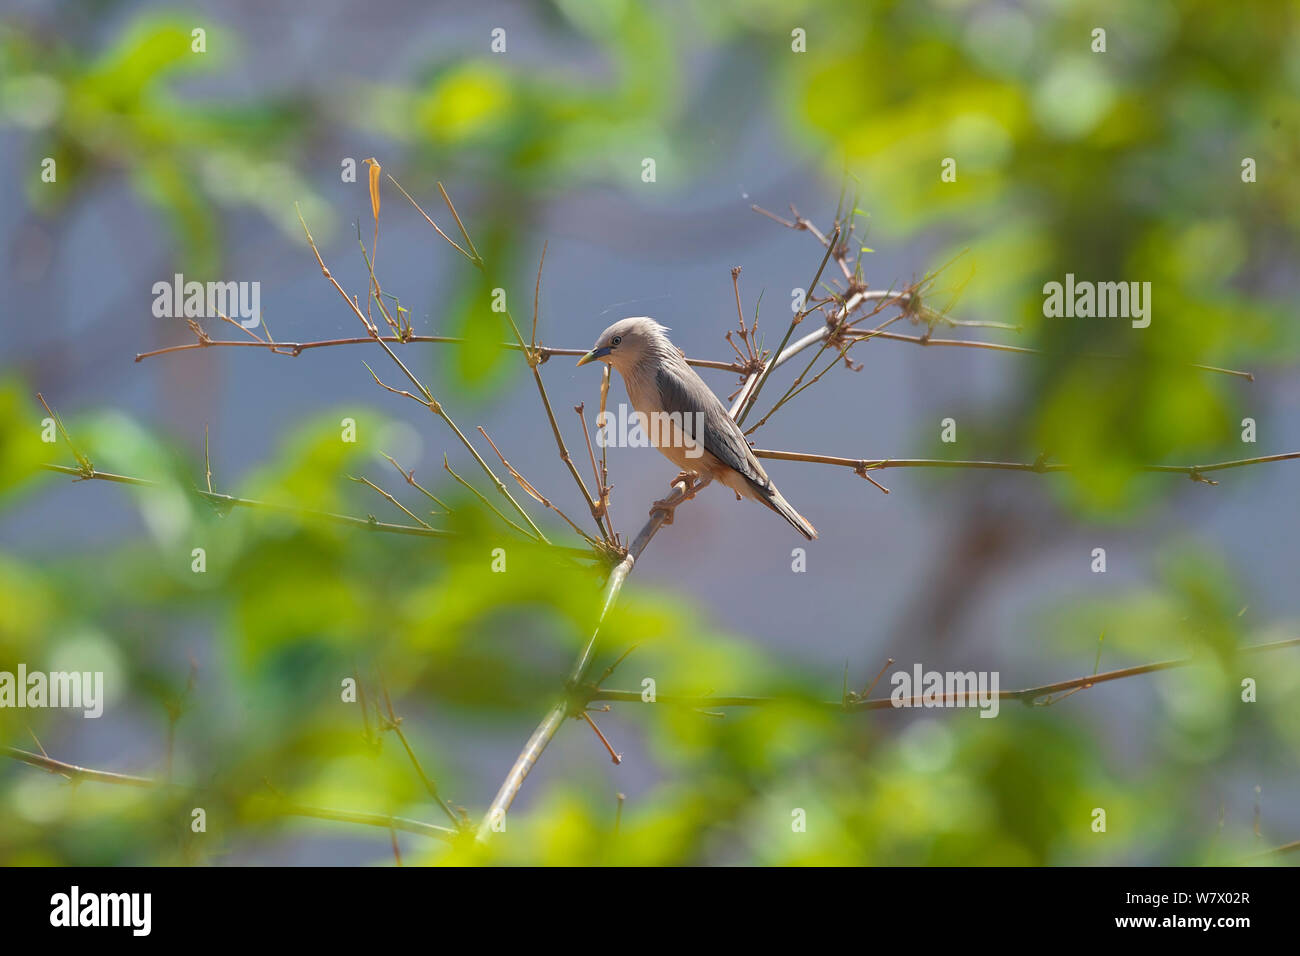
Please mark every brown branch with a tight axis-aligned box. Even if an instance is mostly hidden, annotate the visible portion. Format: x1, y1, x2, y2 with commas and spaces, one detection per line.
1243, 839, 1300, 860
41, 463, 451, 538
441, 454, 541, 542
849, 329, 1256, 380
576, 403, 617, 542
135, 335, 746, 371
477, 472, 704, 838
477, 426, 600, 547
295, 203, 547, 542
751, 449, 1300, 485
732, 226, 840, 425
1, 746, 457, 842
507, 244, 608, 541
349, 475, 433, 529
381, 454, 451, 513
386, 173, 477, 265
4, 745, 155, 787
589, 637, 1300, 711
376, 679, 464, 829
133, 326, 1256, 383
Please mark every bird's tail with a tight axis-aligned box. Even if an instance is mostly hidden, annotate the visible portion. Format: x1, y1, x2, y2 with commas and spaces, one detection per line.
761, 487, 818, 540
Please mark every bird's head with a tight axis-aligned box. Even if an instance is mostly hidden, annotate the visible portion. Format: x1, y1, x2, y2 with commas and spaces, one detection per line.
576, 316, 672, 375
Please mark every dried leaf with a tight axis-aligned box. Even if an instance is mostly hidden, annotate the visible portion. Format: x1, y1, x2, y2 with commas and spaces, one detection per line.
363, 157, 381, 223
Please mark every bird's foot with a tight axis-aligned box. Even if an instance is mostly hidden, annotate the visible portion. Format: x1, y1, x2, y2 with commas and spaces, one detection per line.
649, 471, 701, 525
670, 470, 700, 489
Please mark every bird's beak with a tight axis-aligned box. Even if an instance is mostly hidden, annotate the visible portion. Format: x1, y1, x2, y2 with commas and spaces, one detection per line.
576, 346, 610, 367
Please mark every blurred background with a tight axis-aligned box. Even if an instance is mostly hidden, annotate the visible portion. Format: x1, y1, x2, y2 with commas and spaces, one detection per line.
1, 0, 1298, 865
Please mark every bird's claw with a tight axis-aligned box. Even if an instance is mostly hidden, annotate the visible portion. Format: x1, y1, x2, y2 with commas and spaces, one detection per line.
671, 470, 700, 489
649, 471, 701, 524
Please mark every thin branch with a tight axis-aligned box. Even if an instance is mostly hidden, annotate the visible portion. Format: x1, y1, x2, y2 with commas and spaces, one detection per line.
1, 746, 457, 842
385, 173, 476, 264
135, 335, 746, 371
477, 472, 705, 838
848, 329, 1256, 380
575, 403, 617, 542
295, 203, 547, 542
4, 745, 155, 787
203, 424, 213, 494
590, 637, 1300, 711
276, 804, 454, 841
732, 226, 840, 425
477, 427, 600, 546
36, 392, 91, 472
580, 711, 623, 764
381, 454, 451, 513
132, 328, 1256, 383
441, 454, 540, 542
349, 475, 433, 529
376, 679, 463, 829
505, 244, 607, 541
41, 463, 451, 538
1243, 839, 1300, 860
438, 181, 482, 266
750, 448, 1300, 485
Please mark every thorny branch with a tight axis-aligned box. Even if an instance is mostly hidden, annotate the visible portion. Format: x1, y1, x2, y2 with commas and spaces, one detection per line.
295, 201, 548, 543
589, 637, 1300, 711
1, 746, 458, 843
41, 463, 451, 539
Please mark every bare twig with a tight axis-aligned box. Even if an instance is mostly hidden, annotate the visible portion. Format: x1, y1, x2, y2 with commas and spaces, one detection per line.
441, 454, 540, 542
295, 203, 546, 542
477, 471, 705, 838
350, 475, 433, 529
132, 327, 1256, 383
751, 448, 1300, 485
0, 746, 458, 843
591, 638, 1300, 711
41, 463, 451, 538
376, 678, 464, 829
732, 227, 840, 425
478, 426, 600, 546
576, 403, 617, 542
386, 173, 477, 264
381, 454, 451, 514
503, 244, 607, 541
135, 335, 747, 371
203, 424, 213, 494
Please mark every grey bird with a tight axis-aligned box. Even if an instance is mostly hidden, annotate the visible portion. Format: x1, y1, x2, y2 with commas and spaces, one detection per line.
577, 317, 817, 540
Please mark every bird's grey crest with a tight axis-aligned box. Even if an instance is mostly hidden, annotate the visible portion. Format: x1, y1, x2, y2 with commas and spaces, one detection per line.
576, 316, 817, 540
575, 317, 673, 370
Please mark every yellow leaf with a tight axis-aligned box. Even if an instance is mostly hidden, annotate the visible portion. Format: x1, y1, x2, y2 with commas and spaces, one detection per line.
363, 157, 381, 223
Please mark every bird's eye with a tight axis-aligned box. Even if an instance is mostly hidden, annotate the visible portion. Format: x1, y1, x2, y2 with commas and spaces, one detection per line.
610, 335, 622, 346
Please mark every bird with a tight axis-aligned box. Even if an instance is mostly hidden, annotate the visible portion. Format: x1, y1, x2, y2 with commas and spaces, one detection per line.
577, 316, 817, 540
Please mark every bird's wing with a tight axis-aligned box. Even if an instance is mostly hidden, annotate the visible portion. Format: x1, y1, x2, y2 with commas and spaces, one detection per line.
655, 364, 771, 489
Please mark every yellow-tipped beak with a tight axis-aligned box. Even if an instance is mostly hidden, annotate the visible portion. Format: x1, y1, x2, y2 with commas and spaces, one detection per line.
576, 347, 609, 367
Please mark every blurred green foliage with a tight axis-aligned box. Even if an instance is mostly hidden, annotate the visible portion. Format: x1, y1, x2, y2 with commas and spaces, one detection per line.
2, 378, 1296, 865
783, 0, 1300, 512
0, 15, 328, 274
